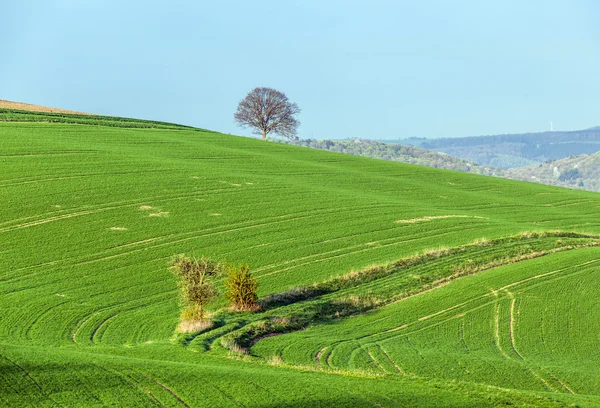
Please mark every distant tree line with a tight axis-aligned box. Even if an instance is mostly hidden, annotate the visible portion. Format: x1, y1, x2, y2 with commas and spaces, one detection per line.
277, 138, 501, 176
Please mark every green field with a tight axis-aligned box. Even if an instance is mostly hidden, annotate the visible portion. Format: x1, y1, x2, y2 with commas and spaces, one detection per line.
2, 113, 600, 407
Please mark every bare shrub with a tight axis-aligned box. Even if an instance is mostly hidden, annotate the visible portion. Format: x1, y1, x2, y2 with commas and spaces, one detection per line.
169, 255, 222, 320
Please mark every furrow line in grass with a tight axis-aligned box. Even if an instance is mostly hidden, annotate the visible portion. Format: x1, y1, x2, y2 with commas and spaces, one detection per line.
376, 344, 405, 375
1, 205, 366, 285
493, 298, 511, 361
0, 188, 219, 229
24, 300, 70, 341
91, 203, 386, 256
100, 366, 166, 408
0, 181, 277, 229
246, 235, 598, 365
72, 292, 173, 345
315, 347, 328, 367
253, 217, 487, 275
90, 314, 119, 344
507, 294, 523, 360
208, 383, 246, 407
359, 255, 600, 344
0, 354, 64, 407
0, 209, 101, 233
506, 293, 576, 395
256, 224, 484, 280
365, 346, 389, 374
134, 370, 191, 408
0, 174, 90, 189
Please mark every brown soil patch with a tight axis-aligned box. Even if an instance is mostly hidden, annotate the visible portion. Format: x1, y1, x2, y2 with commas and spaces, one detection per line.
0, 99, 91, 115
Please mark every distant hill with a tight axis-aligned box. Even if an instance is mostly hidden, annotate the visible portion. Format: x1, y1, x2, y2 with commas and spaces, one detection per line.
0, 99, 90, 115
280, 138, 600, 193
279, 138, 501, 177
390, 127, 600, 168
506, 152, 600, 192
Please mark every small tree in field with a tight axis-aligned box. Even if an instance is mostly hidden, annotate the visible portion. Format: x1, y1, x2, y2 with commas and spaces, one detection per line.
169, 256, 222, 320
225, 264, 259, 311
234, 87, 300, 140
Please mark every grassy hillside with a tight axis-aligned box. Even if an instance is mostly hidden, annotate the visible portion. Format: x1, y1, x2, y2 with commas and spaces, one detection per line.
2, 114, 600, 406
0, 108, 203, 130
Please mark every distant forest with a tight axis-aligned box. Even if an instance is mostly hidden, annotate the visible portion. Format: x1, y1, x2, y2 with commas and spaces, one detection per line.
278, 138, 499, 176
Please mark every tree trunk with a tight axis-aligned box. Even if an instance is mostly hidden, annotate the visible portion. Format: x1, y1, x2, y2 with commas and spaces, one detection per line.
262, 129, 267, 141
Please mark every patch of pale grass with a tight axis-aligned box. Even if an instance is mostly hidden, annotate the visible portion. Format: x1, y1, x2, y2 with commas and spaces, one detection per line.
421, 247, 450, 257
210, 213, 222, 216
176, 319, 214, 334
472, 237, 491, 247
138, 205, 153, 210
269, 355, 284, 366
109, 227, 127, 231
395, 215, 485, 224
148, 211, 169, 217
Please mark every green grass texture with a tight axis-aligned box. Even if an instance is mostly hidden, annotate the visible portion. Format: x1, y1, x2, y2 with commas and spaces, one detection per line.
2, 117, 600, 407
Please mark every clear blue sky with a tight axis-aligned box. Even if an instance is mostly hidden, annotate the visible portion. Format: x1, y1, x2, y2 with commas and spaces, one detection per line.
2, 0, 599, 139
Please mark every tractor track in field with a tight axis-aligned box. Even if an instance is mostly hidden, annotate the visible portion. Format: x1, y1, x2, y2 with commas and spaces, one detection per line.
101, 366, 166, 407
2, 205, 370, 285
135, 370, 191, 408
24, 300, 70, 341
256, 223, 483, 279
365, 346, 389, 374
506, 292, 575, 395
362, 251, 600, 341
1, 354, 64, 407
0, 183, 273, 231
326, 255, 600, 392
374, 257, 600, 344
255, 220, 482, 274
376, 344, 405, 375
71, 292, 172, 344
315, 347, 328, 367
221, 236, 599, 378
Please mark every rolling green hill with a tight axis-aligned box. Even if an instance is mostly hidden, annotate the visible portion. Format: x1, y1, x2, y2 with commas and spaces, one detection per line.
2, 110, 600, 407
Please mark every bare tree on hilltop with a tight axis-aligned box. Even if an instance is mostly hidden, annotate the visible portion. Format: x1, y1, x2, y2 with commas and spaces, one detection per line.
234, 87, 300, 140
